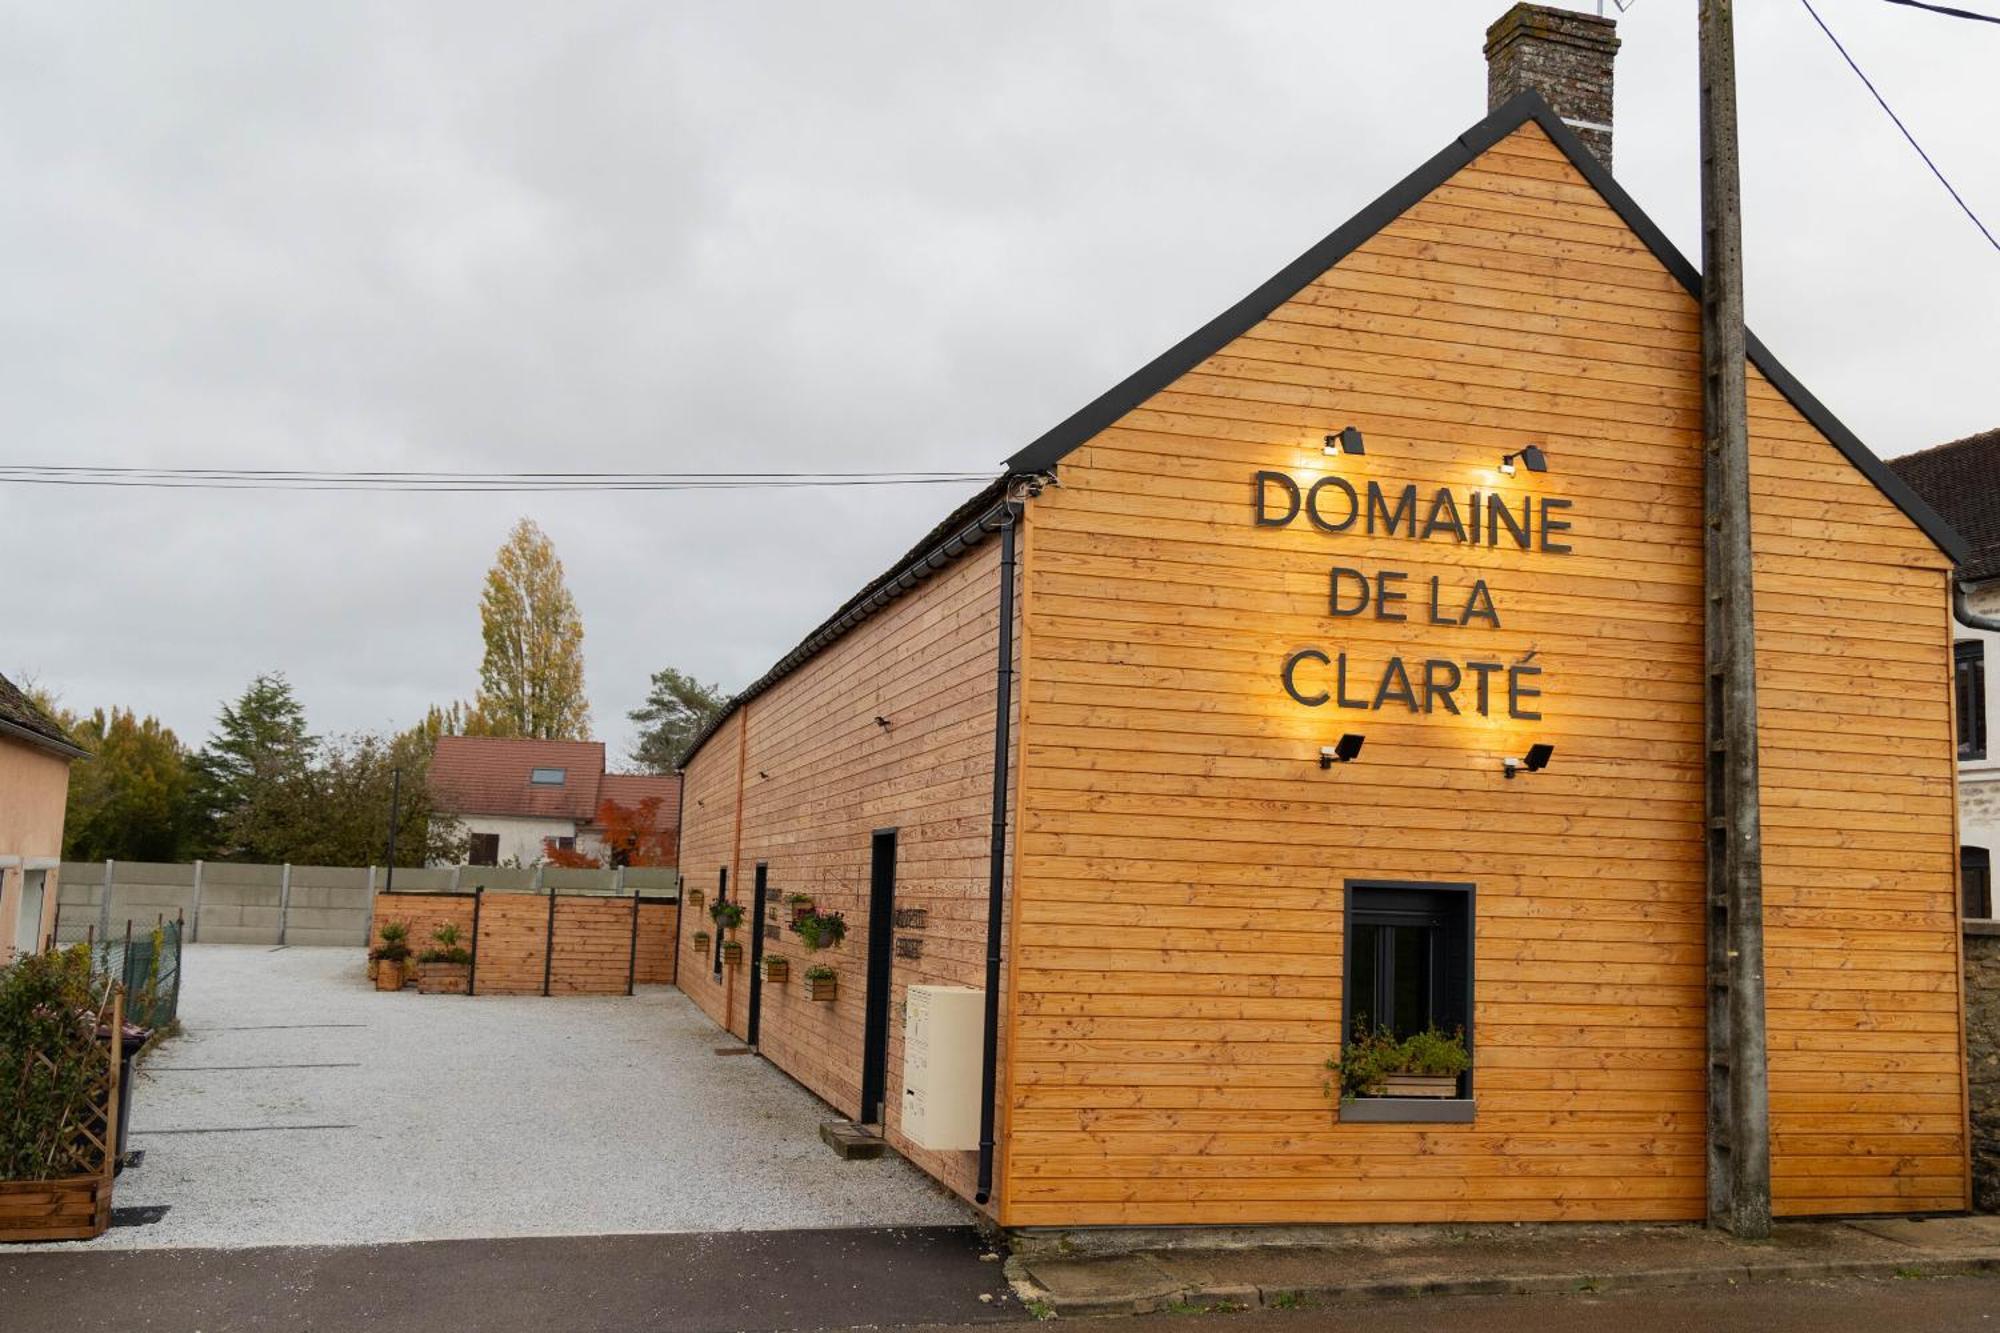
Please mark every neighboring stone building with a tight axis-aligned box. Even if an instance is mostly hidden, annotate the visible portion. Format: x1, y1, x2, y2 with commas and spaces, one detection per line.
1891, 428, 2000, 917
427, 736, 679, 867
0, 671, 85, 961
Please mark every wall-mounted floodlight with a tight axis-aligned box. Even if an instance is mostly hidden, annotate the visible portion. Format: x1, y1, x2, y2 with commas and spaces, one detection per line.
1502, 742, 1555, 780
1499, 444, 1548, 476
1323, 426, 1366, 458
1319, 734, 1366, 769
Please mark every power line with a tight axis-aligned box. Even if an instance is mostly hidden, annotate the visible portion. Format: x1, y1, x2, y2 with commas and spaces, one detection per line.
1878, 0, 2000, 24
1800, 0, 2000, 253
0, 466, 997, 494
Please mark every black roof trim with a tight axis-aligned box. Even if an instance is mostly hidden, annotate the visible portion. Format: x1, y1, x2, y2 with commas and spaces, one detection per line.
1005, 90, 1969, 566
676, 476, 1018, 771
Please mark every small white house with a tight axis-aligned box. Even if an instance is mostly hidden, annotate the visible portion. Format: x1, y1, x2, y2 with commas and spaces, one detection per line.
427, 736, 679, 867
1894, 429, 1998, 916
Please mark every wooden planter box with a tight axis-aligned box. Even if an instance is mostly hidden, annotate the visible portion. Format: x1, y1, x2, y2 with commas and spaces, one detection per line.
374, 959, 406, 992
0, 1172, 115, 1243
1376, 1074, 1461, 1099
417, 961, 471, 995
805, 974, 838, 1002
721, 940, 744, 967
789, 902, 815, 927
690, 932, 711, 953
686, 889, 704, 911
762, 957, 790, 983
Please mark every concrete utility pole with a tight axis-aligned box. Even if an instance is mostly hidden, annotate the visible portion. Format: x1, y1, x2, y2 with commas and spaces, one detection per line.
1698, 0, 1772, 1239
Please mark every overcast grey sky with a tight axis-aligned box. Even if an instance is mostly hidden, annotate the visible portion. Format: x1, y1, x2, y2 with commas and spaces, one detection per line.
4, 1, 1995, 766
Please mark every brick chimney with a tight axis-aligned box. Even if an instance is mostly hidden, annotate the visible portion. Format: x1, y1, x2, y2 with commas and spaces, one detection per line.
1485, 3, 1620, 172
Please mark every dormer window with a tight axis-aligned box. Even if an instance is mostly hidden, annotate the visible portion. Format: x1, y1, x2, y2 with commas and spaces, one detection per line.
529, 767, 567, 786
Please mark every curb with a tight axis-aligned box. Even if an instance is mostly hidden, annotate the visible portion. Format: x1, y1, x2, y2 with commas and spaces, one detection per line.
1013, 1252, 2000, 1318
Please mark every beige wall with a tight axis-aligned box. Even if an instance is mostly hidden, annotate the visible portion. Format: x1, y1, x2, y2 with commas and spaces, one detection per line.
0, 734, 72, 962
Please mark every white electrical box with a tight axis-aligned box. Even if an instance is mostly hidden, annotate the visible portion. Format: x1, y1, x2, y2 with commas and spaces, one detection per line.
902, 985, 984, 1151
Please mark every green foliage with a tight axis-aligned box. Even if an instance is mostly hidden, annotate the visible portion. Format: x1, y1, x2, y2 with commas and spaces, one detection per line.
1325, 1025, 1470, 1101
803, 964, 836, 982
432, 923, 462, 950
785, 893, 813, 906
708, 900, 745, 930
191, 673, 314, 859
417, 946, 473, 965
0, 946, 114, 1180
790, 909, 847, 951
627, 667, 728, 772
475, 517, 591, 741
61, 708, 197, 862
372, 920, 411, 963
224, 728, 464, 868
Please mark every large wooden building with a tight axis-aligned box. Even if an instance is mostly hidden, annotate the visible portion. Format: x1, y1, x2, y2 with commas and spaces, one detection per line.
675, 6, 1973, 1227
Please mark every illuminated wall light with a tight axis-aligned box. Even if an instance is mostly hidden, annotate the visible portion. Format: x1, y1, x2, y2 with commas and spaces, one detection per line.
1501, 742, 1555, 780
1319, 733, 1366, 769
1499, 444, 1549, 477
1322, 426, 1366, 458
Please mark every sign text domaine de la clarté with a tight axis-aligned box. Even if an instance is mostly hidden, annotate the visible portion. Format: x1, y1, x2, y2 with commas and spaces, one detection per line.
1253, 469, 1569, 721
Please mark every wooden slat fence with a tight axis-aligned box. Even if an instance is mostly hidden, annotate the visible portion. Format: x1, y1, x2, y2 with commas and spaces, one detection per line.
369, 890, 679, 996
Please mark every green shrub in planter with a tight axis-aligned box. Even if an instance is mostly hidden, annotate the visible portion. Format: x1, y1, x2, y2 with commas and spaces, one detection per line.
0, 946, 114, 1181
1325, 1025, 1470, 1102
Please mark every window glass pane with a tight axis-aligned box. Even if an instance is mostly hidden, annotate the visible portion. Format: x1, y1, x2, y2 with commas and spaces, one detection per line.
1351, 923, 1380, 1033
1388, 924, 1433, 1038
530, 767, 567, 785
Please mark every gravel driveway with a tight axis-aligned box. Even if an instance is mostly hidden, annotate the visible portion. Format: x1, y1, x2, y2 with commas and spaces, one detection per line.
50, 944, 970, 1248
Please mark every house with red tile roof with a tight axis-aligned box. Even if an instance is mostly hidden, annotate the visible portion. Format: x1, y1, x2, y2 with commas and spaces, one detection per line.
427, 735, 679, 867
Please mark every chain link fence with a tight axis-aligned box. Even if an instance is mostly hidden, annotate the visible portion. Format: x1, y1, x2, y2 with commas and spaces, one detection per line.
48, 911, 184, 1030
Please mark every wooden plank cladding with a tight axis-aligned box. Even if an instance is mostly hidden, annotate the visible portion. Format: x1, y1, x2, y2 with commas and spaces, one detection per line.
369, 891, 676, 997
670, 98, 1968, 1229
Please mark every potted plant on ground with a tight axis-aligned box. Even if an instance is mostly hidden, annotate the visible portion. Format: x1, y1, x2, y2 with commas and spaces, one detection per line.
787, 893, 815, 928
372, 922, 412, 992
416, 923, 473, 994
762, 955, 790, 984
791, 908, 847, 952
1326, 1025, 1470, 1102
803, 964, 838, 1002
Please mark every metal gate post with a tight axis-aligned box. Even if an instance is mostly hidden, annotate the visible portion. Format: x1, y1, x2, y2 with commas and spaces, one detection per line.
542, 888, 557, 996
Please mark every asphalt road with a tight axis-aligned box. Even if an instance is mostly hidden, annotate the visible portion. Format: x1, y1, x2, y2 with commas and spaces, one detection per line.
0, 1226, 1021, 1332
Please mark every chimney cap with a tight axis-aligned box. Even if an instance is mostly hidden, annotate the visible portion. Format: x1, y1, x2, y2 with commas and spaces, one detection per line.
1484, 3, 1621, 55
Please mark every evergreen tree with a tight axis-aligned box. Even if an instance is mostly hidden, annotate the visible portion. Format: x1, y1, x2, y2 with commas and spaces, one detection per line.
191, 672, 313, 859
474, 518, 590, 740
628, 668, 728, 772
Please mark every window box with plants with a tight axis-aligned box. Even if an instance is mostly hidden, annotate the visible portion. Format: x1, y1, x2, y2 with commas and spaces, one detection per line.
803, 965, 838, 1002
371, 922, 412, 992
786, 893, 815, 928
416, 923, 473, 995
690, 930, 711, 953
686, 888, 704, 911
761, 955, 789, 983
789, 907, 847, 953
1326, 1026, 1472, 1123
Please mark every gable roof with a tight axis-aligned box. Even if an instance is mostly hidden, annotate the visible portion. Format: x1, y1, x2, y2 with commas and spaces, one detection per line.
0, 670, 87, 761
1005, 89, 1968, 566
429, 735, 607, 821
1890, 428, 2000, 582
597, 772, 683, 834
678, 88, 1970, 775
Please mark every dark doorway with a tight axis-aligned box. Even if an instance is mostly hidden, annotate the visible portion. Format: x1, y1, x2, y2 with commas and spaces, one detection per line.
712, 867, 727, 980
859, 829, 898, 1125
748, 862, 770, 1046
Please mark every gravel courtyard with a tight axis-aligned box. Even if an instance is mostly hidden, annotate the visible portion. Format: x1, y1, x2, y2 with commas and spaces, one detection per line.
57, 944, 971, 1249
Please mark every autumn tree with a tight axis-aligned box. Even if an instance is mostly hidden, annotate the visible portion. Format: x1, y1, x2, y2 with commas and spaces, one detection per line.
475, 518, 590, 740
62, 709, 198, 862
191, 673, 314, 860
543, 796, 675, 868
628, 668, 727, 772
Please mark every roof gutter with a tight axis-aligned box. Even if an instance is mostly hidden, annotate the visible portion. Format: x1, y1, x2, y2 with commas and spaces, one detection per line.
1954, 578, 2000, 633
0, 716, 88, 761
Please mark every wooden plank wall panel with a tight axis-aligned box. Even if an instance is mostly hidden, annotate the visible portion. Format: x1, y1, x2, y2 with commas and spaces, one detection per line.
634, 901, 680, 984
369, 894, 474, 959
473, 894, 552, 996
674, 539, 1018, 1208
734, 539, 1017, 1206
1746, 370, 1967, 1216
999, 118, 1964, 1226
550, 897, 637, 996
679, 710, 747, 1032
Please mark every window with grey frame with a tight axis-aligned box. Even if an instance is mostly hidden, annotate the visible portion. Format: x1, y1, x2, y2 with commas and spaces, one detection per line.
1958, 641, 1987, 761
1343, 882, 1473, 1097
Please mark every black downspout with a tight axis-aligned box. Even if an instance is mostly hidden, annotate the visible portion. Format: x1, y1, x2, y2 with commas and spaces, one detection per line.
976, 501, 1021, 1206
